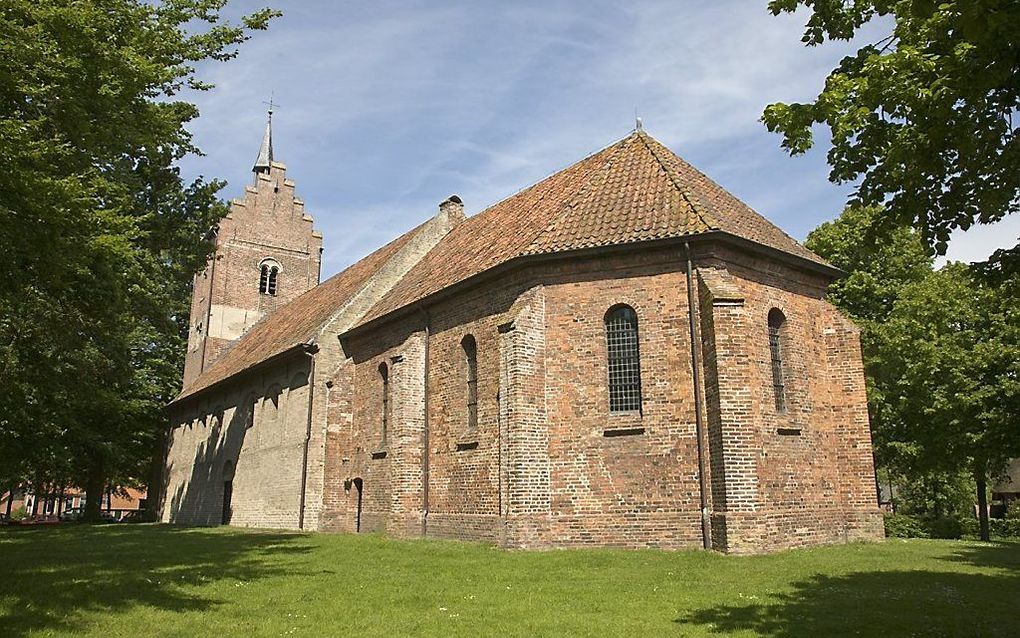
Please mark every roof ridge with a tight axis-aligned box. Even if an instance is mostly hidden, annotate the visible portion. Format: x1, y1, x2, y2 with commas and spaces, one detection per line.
635, 131, 717, 232
521, 134, 635, 256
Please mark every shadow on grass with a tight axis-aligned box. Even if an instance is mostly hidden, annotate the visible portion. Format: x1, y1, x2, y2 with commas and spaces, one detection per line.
0, 524, 310, 637
677, 542, 1020, 637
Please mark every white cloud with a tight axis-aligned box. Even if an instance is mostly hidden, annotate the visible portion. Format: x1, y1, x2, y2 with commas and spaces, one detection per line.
939, 216, 1020, 266
177, 1, 898, 276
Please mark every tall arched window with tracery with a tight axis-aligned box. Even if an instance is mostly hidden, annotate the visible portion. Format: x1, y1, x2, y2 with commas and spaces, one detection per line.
768, 308, 787, 413
605, 304, 642, 413
462, 335, 478, 432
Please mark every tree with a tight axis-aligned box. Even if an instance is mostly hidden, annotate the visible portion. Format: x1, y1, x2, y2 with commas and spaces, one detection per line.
809, 207, 1020, 539
0, 0, 277, 521
764, 1, 1020, 253
876, 264, 1020, 540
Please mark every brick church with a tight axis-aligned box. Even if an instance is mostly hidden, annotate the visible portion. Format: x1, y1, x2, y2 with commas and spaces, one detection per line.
160, 115, 883, 553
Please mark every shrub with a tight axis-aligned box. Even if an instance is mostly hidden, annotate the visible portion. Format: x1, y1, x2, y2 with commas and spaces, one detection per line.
9, 506, 27, 522
959, 516, 980, 538
884, 513, 929, 538
993, 503, 1020, 538
929, 516, 965, 539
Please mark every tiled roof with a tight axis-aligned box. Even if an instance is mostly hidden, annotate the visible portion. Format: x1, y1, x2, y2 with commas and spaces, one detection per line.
174, 223, 424, 403
175, 130, 830, 403
360, 130, 828, 325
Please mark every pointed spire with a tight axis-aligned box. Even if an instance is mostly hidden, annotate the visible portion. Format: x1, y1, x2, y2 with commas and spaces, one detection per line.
253, 102, 274, 174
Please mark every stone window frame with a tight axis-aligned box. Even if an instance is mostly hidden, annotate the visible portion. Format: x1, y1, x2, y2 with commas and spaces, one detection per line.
604, 303, 644, 415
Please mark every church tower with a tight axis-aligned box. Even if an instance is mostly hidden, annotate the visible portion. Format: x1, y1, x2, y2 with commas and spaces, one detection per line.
182, 110, 323, 387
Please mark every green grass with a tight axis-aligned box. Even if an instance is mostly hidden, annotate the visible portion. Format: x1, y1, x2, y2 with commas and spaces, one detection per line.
1, 526, 1017, 636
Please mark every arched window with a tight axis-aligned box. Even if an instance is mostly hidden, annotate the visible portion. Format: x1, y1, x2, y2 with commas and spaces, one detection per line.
259, 261, 280, 296
462, 335, 478, 431
379, 363, 389, 446
605, 305, 642, 413
768, 308, 787, 413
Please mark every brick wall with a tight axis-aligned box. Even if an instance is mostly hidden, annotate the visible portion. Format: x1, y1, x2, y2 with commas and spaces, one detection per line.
322, 242, 881, 552
165, 199, 457, 531
183, 162, 323, 387
163, 355, 312, 529
170, 233, 881, 553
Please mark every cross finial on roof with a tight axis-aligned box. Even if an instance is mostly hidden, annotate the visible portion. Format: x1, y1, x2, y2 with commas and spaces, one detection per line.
253, 95, 277, 174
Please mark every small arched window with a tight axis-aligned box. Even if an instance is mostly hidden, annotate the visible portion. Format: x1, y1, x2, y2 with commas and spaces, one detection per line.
462, 335, 478, 431
259, 262, 280, 296
605, 304, 642, 413
379, 363, 390, 446
768, 308, 787, 413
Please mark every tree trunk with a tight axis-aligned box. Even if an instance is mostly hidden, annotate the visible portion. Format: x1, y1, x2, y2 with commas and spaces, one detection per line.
144, 426, 169, 522
83, 459, 105, 523
5, 485, 14, 518
976, 474, 990, 542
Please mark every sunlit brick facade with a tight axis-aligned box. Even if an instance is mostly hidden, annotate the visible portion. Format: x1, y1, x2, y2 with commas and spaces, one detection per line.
162, 127, 883, 553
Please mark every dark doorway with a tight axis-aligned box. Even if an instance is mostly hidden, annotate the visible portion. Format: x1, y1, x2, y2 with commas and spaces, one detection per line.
221, 481, 233, 525
353, 477, 363, 532
222, 460, 235, 525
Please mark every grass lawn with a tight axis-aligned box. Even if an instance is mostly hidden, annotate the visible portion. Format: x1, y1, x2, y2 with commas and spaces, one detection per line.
1, 525, 1017, 636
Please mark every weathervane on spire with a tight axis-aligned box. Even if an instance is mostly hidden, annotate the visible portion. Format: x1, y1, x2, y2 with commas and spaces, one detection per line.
253, 93, 277, 175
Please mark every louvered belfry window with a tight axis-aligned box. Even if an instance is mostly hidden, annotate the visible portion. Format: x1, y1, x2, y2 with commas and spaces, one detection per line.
605, 305, 642, 412
259, 265, 270, 293
768, 308, 787, 413
259, 264, 279, 295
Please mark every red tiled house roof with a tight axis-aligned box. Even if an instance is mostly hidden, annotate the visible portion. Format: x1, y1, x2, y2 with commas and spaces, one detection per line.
357, 130, 830, 327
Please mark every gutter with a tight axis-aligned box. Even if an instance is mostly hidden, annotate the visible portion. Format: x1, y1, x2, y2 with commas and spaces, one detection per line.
685, 241, 713, 551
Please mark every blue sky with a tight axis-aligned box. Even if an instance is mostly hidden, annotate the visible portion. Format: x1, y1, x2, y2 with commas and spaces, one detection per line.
179, 0, 1020, 278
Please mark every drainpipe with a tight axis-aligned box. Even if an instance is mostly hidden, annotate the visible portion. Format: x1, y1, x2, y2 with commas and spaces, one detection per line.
298, 349, 316, 530
419, 306, 431, 537
685, 241, 713, 551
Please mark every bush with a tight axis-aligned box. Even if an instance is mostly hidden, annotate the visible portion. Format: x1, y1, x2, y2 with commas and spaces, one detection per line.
959, 516, 980, 538
9, 506, 27, 522
884, 513, 930, 538
992, 503, 1020, 538
883, 513, 980, 539
929, 516, 966, 539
